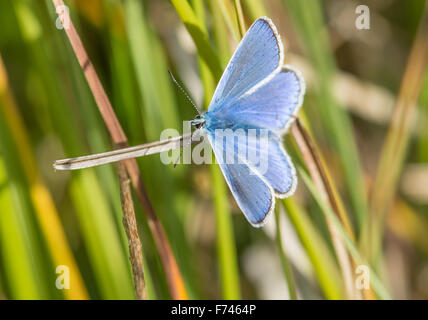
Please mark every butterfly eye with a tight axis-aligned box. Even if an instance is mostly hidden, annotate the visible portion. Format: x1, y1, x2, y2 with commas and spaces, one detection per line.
190, 116, 205, 129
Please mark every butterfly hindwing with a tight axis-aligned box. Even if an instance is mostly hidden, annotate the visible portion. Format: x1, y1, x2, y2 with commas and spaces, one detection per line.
207, 131, 274, 227
244, 130, 297, 197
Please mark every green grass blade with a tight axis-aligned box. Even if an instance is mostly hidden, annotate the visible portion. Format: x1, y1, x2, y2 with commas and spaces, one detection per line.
282, 198, 343, 299
242, 0, 268, 18
171, 0, 223, 81
299, 168, 391, 300
70, 171, 134, 299
275, 204, 297, 299
14, 0, 138, 299
0, 108, 54, 299
211, 165, 241, 299
215, 0, 240, 44
0, 160, 42, 299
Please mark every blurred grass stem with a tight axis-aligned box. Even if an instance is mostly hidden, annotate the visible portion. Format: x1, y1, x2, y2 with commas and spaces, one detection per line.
365, 4, 428, 265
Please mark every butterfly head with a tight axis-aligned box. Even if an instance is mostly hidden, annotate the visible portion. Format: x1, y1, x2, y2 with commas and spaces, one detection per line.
190, 114, 206, 129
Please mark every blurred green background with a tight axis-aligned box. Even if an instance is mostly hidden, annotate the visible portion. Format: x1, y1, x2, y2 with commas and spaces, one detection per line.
0, 0, 427, 300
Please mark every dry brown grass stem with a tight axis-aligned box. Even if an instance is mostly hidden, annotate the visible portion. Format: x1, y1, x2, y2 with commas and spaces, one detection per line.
118, 162, 146, 300
52, 0, 187, 299
291, 119, 357, 299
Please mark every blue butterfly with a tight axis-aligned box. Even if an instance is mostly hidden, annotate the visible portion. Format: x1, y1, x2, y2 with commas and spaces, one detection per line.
191, 17, 305, 227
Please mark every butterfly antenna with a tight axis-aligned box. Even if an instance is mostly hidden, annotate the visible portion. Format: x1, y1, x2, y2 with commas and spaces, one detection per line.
168, 69, 201, 115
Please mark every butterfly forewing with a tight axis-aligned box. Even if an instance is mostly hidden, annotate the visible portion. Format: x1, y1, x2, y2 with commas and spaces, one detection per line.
208, 17, 284, 110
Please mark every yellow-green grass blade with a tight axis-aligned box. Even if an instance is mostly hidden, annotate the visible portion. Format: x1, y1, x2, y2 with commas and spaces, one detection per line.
416, 69, 428, 161
0, 55, 88, 299
242, 0, 268, 18
215, 0, 240, 44
171, 0, 223, 81
70, 171, 134, 299
209, 0, 233, 68
0, 169, 41, 298
192, 0, 215, 106
0, 109, 57, 299
210, 165, 241, 299
282, 198, 343, 299
11, 0, 137, 299
0, 162, 43, 299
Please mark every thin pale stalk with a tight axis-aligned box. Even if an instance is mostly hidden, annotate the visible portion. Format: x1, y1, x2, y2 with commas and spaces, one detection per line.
216, 0, 240, 44
54, 133, 196, 171
233, 0, 246, 38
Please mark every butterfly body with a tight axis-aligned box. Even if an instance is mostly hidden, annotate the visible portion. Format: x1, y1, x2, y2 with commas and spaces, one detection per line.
191, 17, 305, 227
